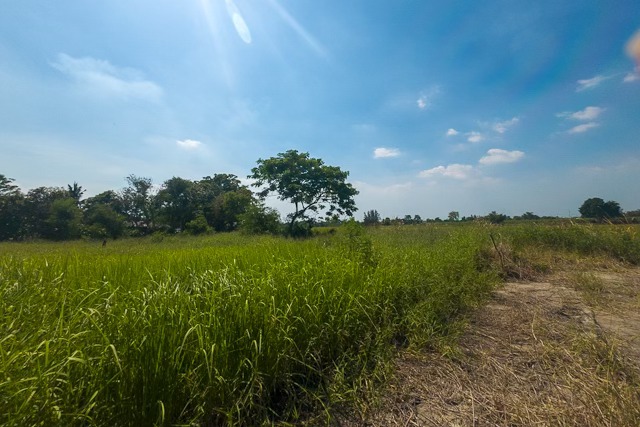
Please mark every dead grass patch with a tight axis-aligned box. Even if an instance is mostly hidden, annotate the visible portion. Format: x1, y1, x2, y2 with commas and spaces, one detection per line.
338, 276, 640, 426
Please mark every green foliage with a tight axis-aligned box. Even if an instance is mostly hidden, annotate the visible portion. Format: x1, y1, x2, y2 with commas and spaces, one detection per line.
363, 209, 380, 225
185, 212, 211, 235
486, 211, 508, 224
84, 204, 126, 239
448, 211, 460, 221
43, 198, 83, 240
0, 225, 497, 426
121, 175, 156, 234
519, 211, 540, 220
238, 204, 281, 235
579, 197, 623, 220
0, 174, 24, 240
503, 223, 640, 265
249, 150, 358, 235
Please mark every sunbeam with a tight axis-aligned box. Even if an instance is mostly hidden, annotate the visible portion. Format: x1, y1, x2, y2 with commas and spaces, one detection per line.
265, 0, 328, 58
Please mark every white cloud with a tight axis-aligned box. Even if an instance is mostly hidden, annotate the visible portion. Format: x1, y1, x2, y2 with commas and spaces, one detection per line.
493, 117, 519, 134
568, 122, 599, 134
576, 75, 608, 92
623, 72, 639, 83
51, 53, 163, 101
416, 95, 428, 109
466, 131, 484, 143
415, 86, 441, 110
446, 128, 459, 136
560, 106, 605, 121
176, 139, 203, 150
479, 148, 525, 165
373, 147, 400, 158
418, 164, 475, 180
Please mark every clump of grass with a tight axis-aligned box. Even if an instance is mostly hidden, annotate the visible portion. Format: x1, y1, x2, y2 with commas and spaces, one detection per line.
569, 272, 606, 305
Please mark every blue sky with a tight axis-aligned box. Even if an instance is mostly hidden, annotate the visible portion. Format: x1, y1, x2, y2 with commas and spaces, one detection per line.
1, 0, 639, 218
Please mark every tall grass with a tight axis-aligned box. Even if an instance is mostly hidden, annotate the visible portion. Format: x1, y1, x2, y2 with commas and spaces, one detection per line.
501, 223, 640, 265
0, 226, 497, 426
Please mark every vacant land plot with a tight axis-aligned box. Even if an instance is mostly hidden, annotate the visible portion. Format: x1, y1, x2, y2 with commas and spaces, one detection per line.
1, 223, 639, 426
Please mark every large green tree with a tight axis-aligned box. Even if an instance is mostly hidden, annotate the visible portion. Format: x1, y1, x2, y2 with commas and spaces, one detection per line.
23, 186, 68, 238
156, 177, 195, 232
249, 150, 358, 234
121, 175, 156, 234
579, 197, 623, 220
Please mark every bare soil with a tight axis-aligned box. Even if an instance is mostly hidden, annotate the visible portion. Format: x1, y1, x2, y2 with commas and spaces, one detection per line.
338, 267, 640, 426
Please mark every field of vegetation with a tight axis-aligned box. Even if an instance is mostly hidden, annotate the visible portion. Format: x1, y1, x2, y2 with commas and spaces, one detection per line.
1, 222, 639, 426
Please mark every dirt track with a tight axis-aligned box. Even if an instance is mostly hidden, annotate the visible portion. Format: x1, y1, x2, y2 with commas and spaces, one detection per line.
342, 268, 640, 426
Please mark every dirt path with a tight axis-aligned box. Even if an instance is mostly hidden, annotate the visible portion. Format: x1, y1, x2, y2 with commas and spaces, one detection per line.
343, 268, 640, 426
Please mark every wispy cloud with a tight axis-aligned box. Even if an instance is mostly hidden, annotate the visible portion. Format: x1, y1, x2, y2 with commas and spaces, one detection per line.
493, 117, 519, 134
623, 71, 639, 83
466, 131, 484, 143
479, 148, 525, 165
568, 122, 599, 134
176, 139, 203, 150
51, 53, 163, 101
446, 128, 459, 136
558, 106, 605, 121
373, 147, 400, 158
418, 164, 475, 180
576, 75, 608, 92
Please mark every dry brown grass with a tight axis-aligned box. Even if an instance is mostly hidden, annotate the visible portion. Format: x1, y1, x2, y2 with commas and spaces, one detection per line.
335, 271, 640, 426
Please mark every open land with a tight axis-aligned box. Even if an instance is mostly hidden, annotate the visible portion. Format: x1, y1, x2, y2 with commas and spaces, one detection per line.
1, 223, 639, 426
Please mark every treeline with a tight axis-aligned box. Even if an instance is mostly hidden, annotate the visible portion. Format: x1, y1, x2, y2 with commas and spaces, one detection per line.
362, 209, 558, 226
0, 173, 279, 241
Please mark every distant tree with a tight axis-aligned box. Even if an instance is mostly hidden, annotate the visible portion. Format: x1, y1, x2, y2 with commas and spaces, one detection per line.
448, 211, 459, 221
23, 186, 68, 237
238, 204, 281, 235
625, 209, 640, 218
579, 197, 623, 220
249, 150, 358, 235
520, 211, 540, 220
210, 187, 255, 232
402, 215, 413, 224
121, 175, 156, 234
156, 177, 195, 232
185, 212, 211, 235
66, 182, 85, 206
43, 198, 83, 240
413, 214, 423, 224
363, 209, 381, 226
382, 217, 391, 226
0, 174, 24, 240
84, 204, 126, 239
486, 211, 508, 224
84, 190, 125, 215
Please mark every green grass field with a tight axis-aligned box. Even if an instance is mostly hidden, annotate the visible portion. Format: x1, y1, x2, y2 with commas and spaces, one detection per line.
1, 222, 638, 426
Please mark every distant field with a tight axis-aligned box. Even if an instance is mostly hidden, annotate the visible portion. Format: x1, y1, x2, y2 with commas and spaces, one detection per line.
1, 222, 638, 426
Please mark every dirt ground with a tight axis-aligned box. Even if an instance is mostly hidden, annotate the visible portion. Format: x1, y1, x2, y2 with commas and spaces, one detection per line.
340, 267, 640, 426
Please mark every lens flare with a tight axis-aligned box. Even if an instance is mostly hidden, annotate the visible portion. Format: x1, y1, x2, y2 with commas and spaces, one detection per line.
225, 0, 252, 44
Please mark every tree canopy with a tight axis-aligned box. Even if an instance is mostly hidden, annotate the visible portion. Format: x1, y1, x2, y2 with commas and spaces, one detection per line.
249, 150, 358, 233
579, 197, 623, 220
